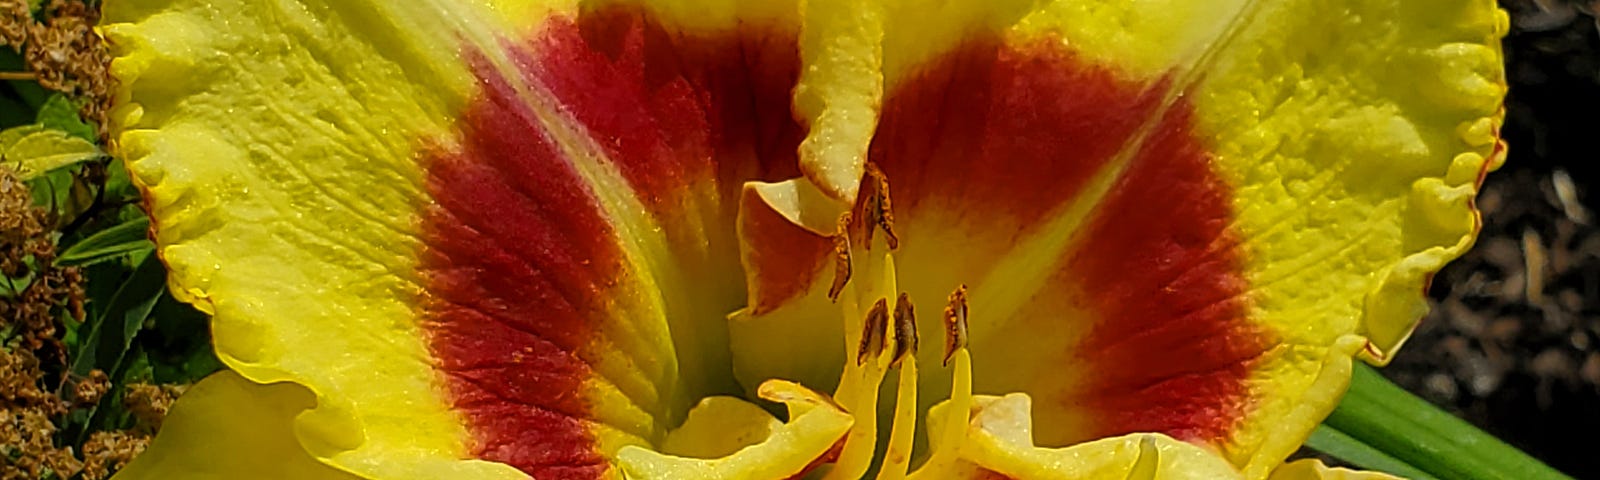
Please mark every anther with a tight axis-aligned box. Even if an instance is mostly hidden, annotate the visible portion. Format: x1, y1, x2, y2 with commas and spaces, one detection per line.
941, 284, 969, 366
891, 292, 917, 367
857, 298, 890, 366
863, 163, 900, 250
828, 212, 853, 301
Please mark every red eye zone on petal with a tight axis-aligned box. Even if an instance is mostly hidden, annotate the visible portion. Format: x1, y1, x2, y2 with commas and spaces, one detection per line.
867, 36, 1272, 446
420, 6, 805, 479
1066, 104, 1272, 444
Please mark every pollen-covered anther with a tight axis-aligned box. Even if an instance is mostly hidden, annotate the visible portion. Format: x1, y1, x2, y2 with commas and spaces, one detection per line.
942, 284, 969, 366
857, 298, 890, 366
891, 292, 917, 367
863, 163, 900, 250
828, 212, 853, 301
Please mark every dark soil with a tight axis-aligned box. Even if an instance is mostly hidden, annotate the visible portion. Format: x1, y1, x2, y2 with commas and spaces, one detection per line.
1379, 2, 1600, 478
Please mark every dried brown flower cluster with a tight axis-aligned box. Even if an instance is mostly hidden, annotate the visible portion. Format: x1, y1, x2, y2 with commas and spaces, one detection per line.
120, 383, 179, 435
0, 168, 83, 357
0, 0, 27, 49
1, 166, 85, 480
0, 0, 112, 137
1, 166, 170, 479
0, 406, 81, 480
70, 369, 109, 407
77, 431, 148, 480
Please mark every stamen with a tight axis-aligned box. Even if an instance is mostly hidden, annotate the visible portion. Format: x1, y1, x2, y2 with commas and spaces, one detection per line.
828, 212, 853, 301
857, 298, 890, 366
826, 253, 898, 480
891, 292, 917, 367
863, 163, 901, 250
877, 291, 920, 479
916, 285, 976, 475
942, 284, 969, 366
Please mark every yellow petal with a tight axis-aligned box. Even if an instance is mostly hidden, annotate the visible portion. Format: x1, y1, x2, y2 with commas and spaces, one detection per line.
617, 380, 852, 480
793, 0, 884, 202
1268, 460, 1405, 480
113, 371, 363, 480
1195, 0, 1506, 474
106, 0, 532, 476
916, 393, 1245, 480
657, 396, 783, 459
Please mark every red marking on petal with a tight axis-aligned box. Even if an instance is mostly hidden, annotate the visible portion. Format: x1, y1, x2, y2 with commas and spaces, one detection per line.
421, 6, 803, 479
1066, 104, 1270, 443
870, 38, 1165, 233
738, 187, 835, 314
870, 36, 1265, 445
527, 7, 803, 233
420, 63, 615, 478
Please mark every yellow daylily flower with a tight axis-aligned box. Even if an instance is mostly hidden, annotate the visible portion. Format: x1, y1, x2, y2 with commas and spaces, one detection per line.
103, 0, 1506, 478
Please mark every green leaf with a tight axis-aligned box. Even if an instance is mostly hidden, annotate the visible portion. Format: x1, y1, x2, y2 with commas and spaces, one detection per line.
57, 214, 152, 267
67, 256, 170, 440
35, 93, 95, 142
1317, 363, 1573, 480
22, 163, 94, 228
70, 253, 165, 378
0, 256, 35, 298
60, 307, 80, 352
82, 261, 131, 326
143, 292, 221, 384
0, 124, 103, 180
103, 157, 140, 204
117, 344, 154, 385
24, 162, 74, 210
152, 344, 222, 385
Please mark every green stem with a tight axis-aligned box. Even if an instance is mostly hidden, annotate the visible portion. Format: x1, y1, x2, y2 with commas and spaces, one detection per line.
1319, 363, 1571, 480
1306, 425, 1438, 480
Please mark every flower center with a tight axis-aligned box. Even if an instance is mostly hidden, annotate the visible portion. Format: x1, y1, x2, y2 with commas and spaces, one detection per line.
615, 166, 982, 478
820, 165, 965, 478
